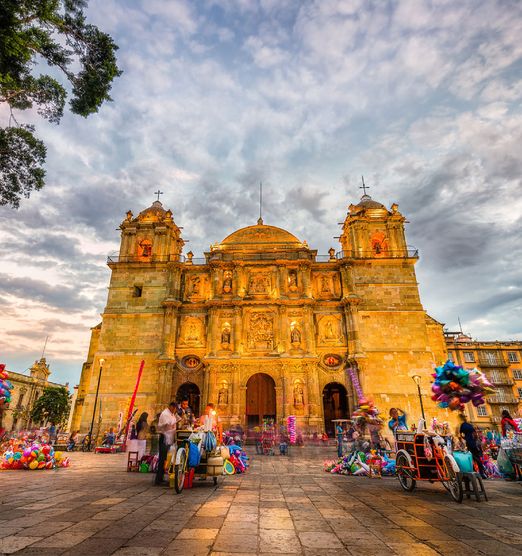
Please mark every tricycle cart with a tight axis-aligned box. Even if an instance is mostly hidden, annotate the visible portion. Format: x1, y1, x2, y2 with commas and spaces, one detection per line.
395, 431, 463, 503
167, 430, 223, 493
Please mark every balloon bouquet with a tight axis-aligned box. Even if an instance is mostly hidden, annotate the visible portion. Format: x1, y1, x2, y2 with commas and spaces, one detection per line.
431, 360, 494, 411
0, 363, 13, 409
2, 438, 70, 470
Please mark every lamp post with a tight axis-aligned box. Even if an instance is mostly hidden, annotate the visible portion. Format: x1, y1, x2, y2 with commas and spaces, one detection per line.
412, 374, 426, 423
87, 358, 104, 451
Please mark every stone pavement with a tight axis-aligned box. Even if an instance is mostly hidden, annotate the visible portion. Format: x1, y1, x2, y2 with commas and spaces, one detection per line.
0, 446, 521, 555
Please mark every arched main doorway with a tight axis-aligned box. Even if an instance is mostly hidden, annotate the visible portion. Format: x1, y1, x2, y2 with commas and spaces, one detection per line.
246, 373, 276, 428
176, 382, 200, 417
322, 382, 349, 436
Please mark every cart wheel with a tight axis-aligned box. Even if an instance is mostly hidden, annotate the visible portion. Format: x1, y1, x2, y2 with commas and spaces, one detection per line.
174, 449, 187, 494
443, 455, 463, 503
396, 451, 416, 492
213, 476, 218, 486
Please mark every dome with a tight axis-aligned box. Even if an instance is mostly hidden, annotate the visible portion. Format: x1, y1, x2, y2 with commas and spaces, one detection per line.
137, 200, 167, 222
353, 194, 389, 217
218, 223, 304, 251
357, 194, 386, 210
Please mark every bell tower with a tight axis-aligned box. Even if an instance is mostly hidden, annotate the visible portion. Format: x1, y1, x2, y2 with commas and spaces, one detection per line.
339, 194, 408, 258
118, 200, 184, 262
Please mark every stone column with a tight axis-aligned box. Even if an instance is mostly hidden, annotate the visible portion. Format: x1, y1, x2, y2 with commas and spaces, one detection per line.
232, 306, 242, 355
303, 307, 313, 354
207, 309, 219, 356
279, 306, 288, 354
275, 386, 283, 424
202, 364, 210, 408
301, 263, 312, 298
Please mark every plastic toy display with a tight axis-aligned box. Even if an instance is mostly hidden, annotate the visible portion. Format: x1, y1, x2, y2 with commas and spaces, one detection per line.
431, 360, 494, 411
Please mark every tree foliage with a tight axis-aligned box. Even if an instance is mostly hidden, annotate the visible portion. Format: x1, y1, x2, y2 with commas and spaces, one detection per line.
0, 0, 122, 207
31, 385, 70, 426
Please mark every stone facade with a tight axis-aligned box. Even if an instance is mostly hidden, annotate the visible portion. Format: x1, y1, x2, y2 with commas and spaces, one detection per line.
0, 358, 66, 431
72, 195, 450, 435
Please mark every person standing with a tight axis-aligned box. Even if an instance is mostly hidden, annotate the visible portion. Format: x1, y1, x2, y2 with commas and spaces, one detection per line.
501, 410, 520, 437
48, 423, 57, 445
155, 402, 180, 485
388, 408, 407, 433
336, 423, 344, 458
458, 414, 487, 479
136, 412, 149, 459
177, 397, 195, 429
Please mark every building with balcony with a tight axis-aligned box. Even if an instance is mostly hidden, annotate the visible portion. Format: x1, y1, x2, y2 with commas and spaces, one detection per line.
71, 194, 449, 435
444, 332, 522, 429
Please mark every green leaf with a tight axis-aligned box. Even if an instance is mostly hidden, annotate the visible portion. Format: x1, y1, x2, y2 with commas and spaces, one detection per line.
0, 125, 46, 208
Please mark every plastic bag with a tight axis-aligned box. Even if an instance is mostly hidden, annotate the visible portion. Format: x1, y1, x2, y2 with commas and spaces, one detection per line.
188, 442, 201, 468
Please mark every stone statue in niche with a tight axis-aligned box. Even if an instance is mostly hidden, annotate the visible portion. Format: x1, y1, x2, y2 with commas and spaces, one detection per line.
293, 382, 304, 407
223, 271, 232, 294
371, 231, 388, 255
288, 271, 298, 292
221, 325, 231, 345
190, 275, 200, 295
218, 384, 229, 406
290, 325, 301, 345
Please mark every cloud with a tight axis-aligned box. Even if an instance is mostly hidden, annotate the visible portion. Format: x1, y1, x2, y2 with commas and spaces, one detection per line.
1, 0, 521, 386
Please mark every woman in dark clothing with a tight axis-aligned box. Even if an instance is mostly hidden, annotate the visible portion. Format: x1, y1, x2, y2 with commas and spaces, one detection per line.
136, 412, 149, 438
500, 410, 520, 437
458, 414, 487, 478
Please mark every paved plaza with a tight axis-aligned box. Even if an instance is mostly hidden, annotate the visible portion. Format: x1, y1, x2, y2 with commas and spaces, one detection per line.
0, 447, 521, 555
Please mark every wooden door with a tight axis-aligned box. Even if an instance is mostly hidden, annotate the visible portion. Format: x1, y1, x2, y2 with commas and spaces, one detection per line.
323, 382, 348, 436
246, 373, 276, 426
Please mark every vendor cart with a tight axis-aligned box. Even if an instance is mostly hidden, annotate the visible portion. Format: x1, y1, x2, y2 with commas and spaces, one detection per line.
167, 429, 223, 493
395, 431, 463, 503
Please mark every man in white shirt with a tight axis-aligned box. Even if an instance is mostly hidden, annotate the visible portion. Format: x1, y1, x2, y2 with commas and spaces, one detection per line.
155, 401, 180, 485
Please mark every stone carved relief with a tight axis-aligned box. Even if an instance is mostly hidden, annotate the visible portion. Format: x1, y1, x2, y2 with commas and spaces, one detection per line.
248, 272, 271, 295
179, 316, 205, 346
189, 275, 201, 295
320, 275, 331, 293
247, 312, 274, 350
318, 316, 343, 345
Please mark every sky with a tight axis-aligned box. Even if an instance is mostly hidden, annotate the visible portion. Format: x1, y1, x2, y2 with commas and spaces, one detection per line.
1, 0, 522, 387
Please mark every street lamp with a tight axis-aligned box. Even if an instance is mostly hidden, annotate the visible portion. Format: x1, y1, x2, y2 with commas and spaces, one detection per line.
412, 374, 426, 423
87, 358, 104, 451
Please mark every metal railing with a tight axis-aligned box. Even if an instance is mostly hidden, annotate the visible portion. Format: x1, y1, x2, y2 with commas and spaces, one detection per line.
107, 254, 185, 263
488, 375, 514, 386
335, 249, 419, 260
478, 353, 507, 367
486, 395, 518, 404
207, 251, 314, 262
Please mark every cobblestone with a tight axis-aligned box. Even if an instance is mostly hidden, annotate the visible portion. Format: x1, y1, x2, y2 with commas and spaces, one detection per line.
1, 447, 521, 555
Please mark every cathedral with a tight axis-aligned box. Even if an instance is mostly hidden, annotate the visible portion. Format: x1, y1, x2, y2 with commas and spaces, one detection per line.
71, 193, 448, 435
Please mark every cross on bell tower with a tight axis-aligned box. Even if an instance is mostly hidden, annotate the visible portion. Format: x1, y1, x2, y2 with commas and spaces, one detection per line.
359, 176, 370, 196
154, 189, 164, 202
